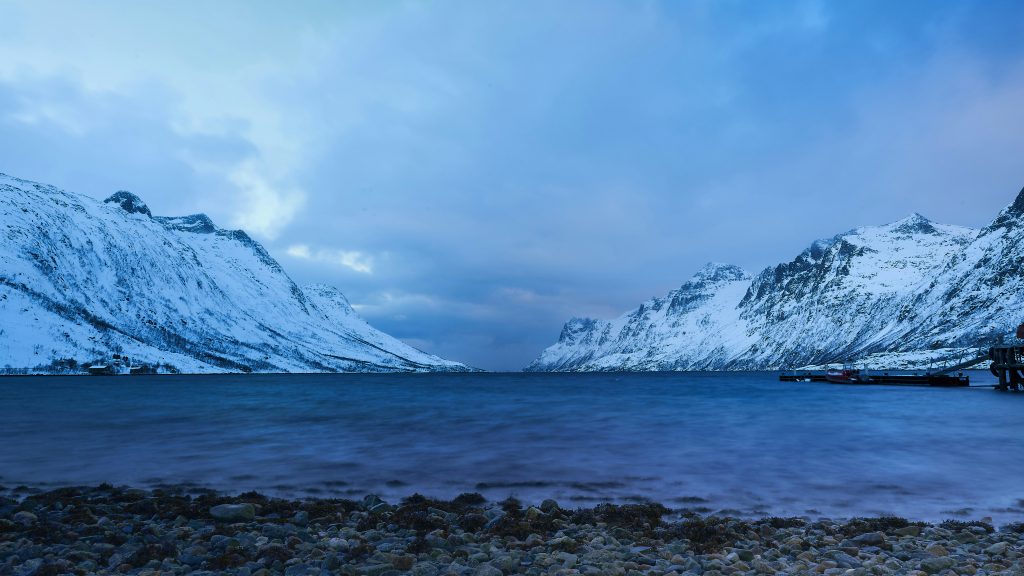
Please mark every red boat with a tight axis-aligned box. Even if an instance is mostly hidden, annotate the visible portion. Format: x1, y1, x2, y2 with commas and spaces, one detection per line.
825, 368, 871, 384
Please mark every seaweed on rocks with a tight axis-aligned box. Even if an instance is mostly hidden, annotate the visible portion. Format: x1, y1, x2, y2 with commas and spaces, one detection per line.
571, 502, 671, 535
939, 519, 995, 533
839, 516, 925, 537
390, 494, 458, 532
353, 512, 378, 532
487, 497, 567, 540
765, 516, 807, 529
499, 496, 522, 514
461, 511, 488, 532
452, 491, 487, 507
25, 486, 85, 506
301, 497, 359, 523
125, 541, 179, 567
1003, 522, 1024, 533
668, 515, 754, 554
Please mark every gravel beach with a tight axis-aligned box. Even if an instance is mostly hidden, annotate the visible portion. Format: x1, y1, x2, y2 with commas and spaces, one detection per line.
2, 485, 1022, 576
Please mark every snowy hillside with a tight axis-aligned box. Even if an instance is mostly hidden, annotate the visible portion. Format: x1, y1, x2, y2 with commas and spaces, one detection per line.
528, 188, 1024, 371
0, 173, 470, 373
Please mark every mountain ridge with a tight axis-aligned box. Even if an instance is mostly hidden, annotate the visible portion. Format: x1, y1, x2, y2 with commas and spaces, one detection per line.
527, 188, 1024, 372
0, 172, 471, 374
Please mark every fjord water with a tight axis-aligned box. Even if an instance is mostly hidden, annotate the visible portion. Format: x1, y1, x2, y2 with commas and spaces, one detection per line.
1, 372, 1021, 522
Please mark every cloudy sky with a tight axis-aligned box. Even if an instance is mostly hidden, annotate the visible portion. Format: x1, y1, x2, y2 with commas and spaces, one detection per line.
1, 1, 1023, 370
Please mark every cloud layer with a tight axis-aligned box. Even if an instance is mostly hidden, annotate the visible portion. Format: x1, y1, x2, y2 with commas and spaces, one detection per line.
1, 1, 1023, 369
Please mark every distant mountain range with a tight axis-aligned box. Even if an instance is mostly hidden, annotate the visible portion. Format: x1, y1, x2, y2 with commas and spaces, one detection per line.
0, 173, 470, 373
527, 186, 1024, 372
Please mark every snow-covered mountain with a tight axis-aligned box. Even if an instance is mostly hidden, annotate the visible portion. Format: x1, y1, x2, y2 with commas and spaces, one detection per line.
0, 173, 470, 373
527, 187, 1024, 371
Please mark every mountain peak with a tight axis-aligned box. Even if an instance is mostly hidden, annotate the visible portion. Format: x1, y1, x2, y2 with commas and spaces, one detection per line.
691, 262, 750, 283
888, 212, 937, 235
104, 191, 151, 217
900, 212, 930, 224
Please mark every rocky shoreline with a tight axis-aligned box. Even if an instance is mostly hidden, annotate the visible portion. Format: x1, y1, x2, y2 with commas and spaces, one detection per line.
2, 485, 1022, 576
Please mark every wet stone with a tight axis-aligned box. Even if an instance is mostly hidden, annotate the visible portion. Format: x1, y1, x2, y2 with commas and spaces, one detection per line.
985, 541, 1007, 555
851, 532, 886, 546
474, 564, 502, 576
919, 556, 956, 574
210, 503, 255, 522
12, 512, 36, 527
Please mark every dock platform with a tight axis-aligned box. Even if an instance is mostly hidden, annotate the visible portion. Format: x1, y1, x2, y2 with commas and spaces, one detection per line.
779, 371, 970, 387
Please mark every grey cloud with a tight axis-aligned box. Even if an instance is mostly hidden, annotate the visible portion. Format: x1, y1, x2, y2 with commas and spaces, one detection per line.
0, 76, 257, 219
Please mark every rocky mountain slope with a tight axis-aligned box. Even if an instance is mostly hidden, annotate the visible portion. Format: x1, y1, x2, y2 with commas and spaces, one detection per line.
527, 188, 1024, 371
0, 173, 470, 373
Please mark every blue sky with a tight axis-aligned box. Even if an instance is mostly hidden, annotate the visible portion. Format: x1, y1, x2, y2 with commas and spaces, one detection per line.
1, 1, 1023, 370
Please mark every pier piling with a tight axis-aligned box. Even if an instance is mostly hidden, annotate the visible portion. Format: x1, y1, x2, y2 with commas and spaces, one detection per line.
989, 345, 1024, 391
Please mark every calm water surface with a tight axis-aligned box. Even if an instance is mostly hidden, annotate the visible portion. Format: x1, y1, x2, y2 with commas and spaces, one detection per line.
1, 371, 1021, 522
